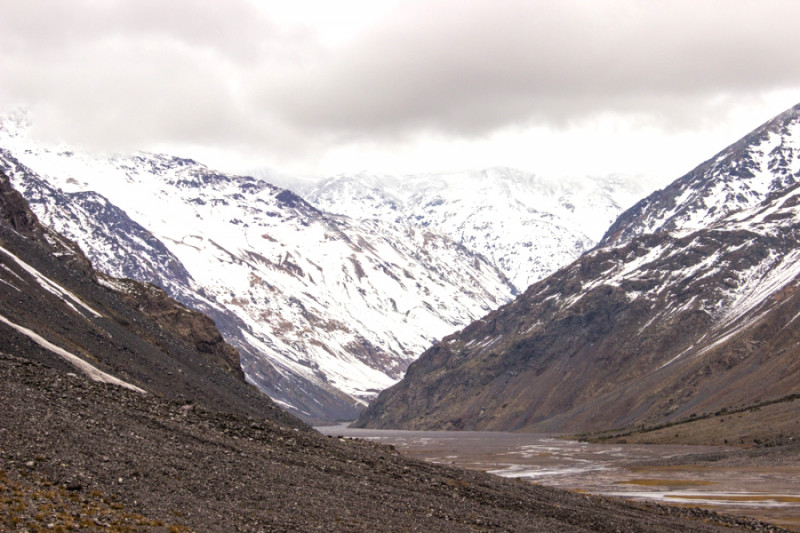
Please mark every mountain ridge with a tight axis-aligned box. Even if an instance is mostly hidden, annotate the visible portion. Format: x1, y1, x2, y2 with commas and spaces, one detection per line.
0, 167, 303, 427
355, 102, 800, 435
600, 103, 800, 248
298, 167, 654, 290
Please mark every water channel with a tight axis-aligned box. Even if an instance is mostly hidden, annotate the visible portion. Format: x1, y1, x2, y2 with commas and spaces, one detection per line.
318, 425, 800, 531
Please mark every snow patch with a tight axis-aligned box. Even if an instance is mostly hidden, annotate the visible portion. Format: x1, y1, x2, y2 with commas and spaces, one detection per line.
0, 312, 145, 393
0, 244, 103, 318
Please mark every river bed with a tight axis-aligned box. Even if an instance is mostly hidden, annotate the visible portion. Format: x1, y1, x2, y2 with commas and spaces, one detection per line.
318, 425, 800, 530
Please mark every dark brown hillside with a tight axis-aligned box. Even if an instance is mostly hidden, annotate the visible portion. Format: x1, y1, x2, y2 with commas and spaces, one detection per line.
585, 394, 800, 448
355, 104, 800, 436
109, 277, 244, 380
355, 194, 800, 434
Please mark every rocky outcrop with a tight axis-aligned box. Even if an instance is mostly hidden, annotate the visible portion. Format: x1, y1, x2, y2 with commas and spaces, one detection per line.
109, 277, 244, 380
0, 165, 95, 277
0, 167, 37, 233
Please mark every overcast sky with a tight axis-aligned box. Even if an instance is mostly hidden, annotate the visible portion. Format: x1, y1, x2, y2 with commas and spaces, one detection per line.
2, 0, 799, 184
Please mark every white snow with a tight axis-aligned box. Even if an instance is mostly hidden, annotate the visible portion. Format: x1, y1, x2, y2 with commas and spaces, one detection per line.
715, 246, 800, 331
0, 277, 20, 292
612, 111, 800, 246
4, 105, 800, 418
0, 130, 523, 410
299, 168, 653, 290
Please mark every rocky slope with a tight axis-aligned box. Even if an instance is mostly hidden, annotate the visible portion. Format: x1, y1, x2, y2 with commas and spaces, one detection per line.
298, 168, 651, 290
355, 103, 800, 434
588, 393, 800, 448
2, 353, 783, 532
0, 114, 515, 422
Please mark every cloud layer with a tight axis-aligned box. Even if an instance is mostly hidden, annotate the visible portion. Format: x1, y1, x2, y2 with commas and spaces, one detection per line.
267, 1, 800, 135
2, 0, 800, 174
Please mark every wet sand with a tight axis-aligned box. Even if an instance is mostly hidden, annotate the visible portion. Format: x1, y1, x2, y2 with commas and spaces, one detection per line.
319, 425, 800, 531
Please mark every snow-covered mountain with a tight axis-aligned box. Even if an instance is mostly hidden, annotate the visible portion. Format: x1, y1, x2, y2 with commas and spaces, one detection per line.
292, 168, 652, 290
0, 165, 300, 426
601, 103, 800, 247
357, 102, 800, 433
0, 113, 515, 422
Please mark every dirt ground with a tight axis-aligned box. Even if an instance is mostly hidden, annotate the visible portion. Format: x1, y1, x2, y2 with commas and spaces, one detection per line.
1, 352, 789, 532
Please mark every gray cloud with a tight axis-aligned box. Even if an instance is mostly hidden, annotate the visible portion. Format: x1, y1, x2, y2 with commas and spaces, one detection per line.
1, 0, 799, 166
264, 0, 800, 137
0, 0, 313, 152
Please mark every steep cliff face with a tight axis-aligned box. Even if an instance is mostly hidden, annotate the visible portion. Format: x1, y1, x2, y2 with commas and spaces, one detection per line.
106, 277, 244, 380
0, 169, 302, 428
356, 103, 800, 433
1, 167, 38, 232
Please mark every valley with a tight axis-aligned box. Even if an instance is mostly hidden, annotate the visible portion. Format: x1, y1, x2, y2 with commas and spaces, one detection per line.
5, 352, 774, 532
3, 3, 799, 530
2, 98, 800, 532
0, 111, 648, 424
4, 156, 755, 531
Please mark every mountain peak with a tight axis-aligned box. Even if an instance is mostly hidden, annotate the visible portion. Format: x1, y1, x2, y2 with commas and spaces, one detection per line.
600, 102, 800, 249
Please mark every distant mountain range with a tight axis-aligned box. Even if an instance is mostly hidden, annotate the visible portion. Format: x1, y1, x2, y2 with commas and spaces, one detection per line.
0, 143, 513, 422
355, 102, 800, 434
0, 112, 647, 422
272, 168, 652, 291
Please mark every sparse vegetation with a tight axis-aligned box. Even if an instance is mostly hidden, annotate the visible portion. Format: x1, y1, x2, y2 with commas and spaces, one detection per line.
0, 468, 190, 532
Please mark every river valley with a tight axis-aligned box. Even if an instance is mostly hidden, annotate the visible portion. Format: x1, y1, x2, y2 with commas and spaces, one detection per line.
318, 425, 800, 531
